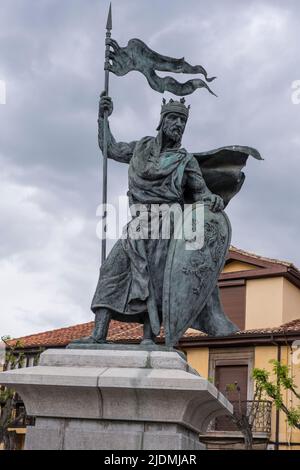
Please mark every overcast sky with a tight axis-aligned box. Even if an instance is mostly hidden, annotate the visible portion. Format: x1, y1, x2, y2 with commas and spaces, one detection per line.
0, 0, 300, 339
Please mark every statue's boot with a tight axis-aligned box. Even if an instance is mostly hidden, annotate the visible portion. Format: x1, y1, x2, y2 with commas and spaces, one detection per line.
71, 308, 111, 344
140, 315, 157, 345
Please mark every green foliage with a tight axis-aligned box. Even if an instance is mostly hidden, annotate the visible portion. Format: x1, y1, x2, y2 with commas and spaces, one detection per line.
225, 383, 238, 393
33, 348, 44, 366
0, 336, 44, 450
0, 335, 27, 449
286, 408, 300, 427
0, 388, 14, 404
252, 368, 269, 382
1, 335, 11, 342
1, 337, 26, 370
252, 359, 300, 430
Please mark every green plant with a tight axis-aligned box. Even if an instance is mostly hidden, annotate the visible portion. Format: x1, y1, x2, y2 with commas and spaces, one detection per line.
223, 380, 264, 450
253, 360, 300, 430
0, 336, 26, 450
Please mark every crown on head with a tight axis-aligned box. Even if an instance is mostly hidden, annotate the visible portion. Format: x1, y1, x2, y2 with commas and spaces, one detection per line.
160, 97, 190, 119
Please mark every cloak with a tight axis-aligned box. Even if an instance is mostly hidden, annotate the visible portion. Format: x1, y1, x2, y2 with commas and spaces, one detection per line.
194, 145, 262, 206
91, 138, 262, 338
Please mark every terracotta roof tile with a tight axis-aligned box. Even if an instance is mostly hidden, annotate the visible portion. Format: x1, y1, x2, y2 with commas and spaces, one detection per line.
180, 319, 300, 341
8, 318, 300, 350
237, 318, 300, 335
8, 320, 139, 349
229, 245, 300, 272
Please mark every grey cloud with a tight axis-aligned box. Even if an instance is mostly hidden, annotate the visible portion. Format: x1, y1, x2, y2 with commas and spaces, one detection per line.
0, 0, 300, 338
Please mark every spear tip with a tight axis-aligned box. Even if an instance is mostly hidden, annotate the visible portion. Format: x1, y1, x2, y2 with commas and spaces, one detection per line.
106, 3, 112, 31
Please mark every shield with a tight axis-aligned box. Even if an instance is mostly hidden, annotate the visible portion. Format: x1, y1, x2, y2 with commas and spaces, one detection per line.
162, 203, 231, 346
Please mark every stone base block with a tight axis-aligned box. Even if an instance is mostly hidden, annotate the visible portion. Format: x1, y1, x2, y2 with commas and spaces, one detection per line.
26, 419, 205, 450
0, 348, 232, 450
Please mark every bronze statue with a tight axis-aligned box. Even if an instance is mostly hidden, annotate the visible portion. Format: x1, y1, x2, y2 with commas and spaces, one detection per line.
71, 7, 262, 348
73, 93, 261, 347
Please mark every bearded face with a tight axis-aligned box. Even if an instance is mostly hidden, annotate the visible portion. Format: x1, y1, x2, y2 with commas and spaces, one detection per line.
162, 112, 187, 144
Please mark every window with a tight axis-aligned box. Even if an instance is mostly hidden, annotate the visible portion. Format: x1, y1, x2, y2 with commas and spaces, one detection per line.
219, 283, 246, 329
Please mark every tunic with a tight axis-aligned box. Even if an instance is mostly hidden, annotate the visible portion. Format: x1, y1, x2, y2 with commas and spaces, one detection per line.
91, 134, 211, 328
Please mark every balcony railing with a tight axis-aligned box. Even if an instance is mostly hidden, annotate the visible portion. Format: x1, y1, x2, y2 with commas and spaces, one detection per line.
215, 400, 272, 434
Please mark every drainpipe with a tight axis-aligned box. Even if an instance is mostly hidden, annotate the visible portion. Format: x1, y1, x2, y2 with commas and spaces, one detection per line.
275, 343, 281, 451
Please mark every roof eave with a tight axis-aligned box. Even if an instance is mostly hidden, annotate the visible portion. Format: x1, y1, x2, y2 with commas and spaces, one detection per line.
179, 330, 300, 348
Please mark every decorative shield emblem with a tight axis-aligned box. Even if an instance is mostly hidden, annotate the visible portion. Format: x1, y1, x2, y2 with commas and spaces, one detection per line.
162, 203, 231, 346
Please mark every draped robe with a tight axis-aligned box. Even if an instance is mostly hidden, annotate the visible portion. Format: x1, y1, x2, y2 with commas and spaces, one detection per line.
91, 124, 262, 336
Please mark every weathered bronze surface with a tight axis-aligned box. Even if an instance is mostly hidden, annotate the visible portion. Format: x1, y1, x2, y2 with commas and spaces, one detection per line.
105, 37, 217, 96
69, 94, 261, 349
69, 14, 262, 349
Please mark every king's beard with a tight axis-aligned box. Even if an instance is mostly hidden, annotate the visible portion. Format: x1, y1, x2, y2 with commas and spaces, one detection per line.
162, 124, 183, 147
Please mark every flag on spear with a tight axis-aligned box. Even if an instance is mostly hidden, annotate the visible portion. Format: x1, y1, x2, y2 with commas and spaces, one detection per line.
105, 37, 217, 96
100, 4, 216, 262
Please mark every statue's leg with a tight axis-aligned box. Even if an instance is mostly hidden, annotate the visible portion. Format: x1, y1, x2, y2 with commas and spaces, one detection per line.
141, 315, 156, 345
69, 307, 111, 345
91, 307, 111, 343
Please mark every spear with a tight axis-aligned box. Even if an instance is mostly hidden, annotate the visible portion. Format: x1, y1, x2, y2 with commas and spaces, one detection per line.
101, 3, 112, 263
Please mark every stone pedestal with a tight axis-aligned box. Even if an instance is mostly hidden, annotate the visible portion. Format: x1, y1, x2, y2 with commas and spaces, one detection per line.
0, 348, 232, 450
